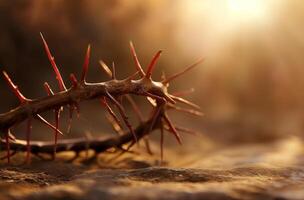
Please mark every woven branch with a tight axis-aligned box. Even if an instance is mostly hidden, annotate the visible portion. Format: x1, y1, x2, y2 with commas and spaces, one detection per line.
0, 34, 204, 163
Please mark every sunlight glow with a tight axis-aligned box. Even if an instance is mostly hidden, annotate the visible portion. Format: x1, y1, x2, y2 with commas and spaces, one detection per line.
227, 0, 267, 22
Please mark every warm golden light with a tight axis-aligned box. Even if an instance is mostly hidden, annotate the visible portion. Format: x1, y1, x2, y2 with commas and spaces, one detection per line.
227, 0, 267, 21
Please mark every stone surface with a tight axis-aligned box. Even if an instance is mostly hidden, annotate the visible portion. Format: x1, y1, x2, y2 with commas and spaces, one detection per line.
0, 137, 304, 200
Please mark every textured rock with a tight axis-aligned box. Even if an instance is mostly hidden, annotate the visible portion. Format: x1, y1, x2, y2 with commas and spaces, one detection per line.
0, 137, 304, 200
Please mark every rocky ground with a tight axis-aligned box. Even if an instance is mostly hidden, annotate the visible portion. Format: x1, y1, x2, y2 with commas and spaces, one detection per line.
0, 136, 303, 200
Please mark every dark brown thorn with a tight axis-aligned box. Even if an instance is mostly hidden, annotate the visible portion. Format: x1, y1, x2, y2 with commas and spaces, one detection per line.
25, 117, 32, 164
129, 41, 145, 77
148, 104, 163, 134
106, 114, 124, 135
112, 61, 116, 80
116, 146, 137, 155
84, 132, 93, 160
53, 109, 60, 159
40, 32, 66, 91
0, 150, 16, 160
163, 57, 204, 84
75, 103, 80, 118
2, 71, 27, 103
44, 81, 61, 157
172, 88, 195, 97
108, 141, 135, 162
126, 95, 144, 122
143, 136, 153, 155
81, 44, 91, 83
160, 123, 164, 164
5, 130, 10, 164
169, 95, 201, 110
33, 153, 51, 161
69, 73, 78, 87
99, 60, 113, 78
163, 114, 182, 145
144, 92, 175, 104
67, 105, 74, 134
106, 91, 137, 143
146, 50, 162, 79
144, 92, 165, 102
163, 94, 176, 104
100, 97, 123, 130
35, 114, 64, 135
168, 104, 204, 116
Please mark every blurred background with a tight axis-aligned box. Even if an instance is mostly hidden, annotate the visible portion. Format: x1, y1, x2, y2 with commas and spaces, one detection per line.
0, 0, 303, 145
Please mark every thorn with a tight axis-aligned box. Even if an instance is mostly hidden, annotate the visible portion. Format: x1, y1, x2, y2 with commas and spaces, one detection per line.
53, 110, 60, 159
43, 82, 54, 96
43, 82, 61, 157
125, 71, 139, 82
35, 114, 64, 135
172, 88, 195, 97
163, 57, 204, 84
112, 61, 116, 80
164, 125, 199, 136
84, 131, 93, 159
75, 103, 80, 118
67, 105, 74, 134
8, 132, 16, 141
69, 73, 78, 87
40, 32, 66, 91
160, 123, 164, 164
106, 91, 137, 143
0, 151, 16, 160
169, 95, 201, 110
146, 50, 162, 79
175, 126, 200, 136
144, 92, 165, 102
148, 104, 163, 134
143, 136, 153, 155
163, 114, 182, 145
126, 95, 144, 122
161, 70, 166, 81
99, 60, 113, 78
2, 71, 27, 103
168, 104, 204, 116
129, 41, 145, 77
106, 114, 124, 135
144, 92, 175, 105
147, 96, 157, 107
163, 94, 176, 104
25, 117, 32, 164
81, 44, 91, 83
108, 141, 136, 162
100, 97, 124, 130
5, 130, 10, 164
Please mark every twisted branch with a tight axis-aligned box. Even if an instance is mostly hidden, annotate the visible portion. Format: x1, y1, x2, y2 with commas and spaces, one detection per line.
0, 34, 204, 163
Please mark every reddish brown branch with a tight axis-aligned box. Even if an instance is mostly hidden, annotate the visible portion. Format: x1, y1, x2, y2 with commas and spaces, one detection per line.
0, 37, 203, 163
0, 117, 157, 156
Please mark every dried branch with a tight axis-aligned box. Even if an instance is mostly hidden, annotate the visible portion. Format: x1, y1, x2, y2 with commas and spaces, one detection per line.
0, 36, 203, 163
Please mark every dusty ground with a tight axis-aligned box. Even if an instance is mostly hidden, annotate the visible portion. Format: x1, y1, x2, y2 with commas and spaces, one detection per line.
0, 136, 304, 200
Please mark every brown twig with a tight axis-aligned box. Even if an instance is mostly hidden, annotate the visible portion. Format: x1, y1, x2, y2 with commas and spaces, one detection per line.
0, 35, 203, 163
